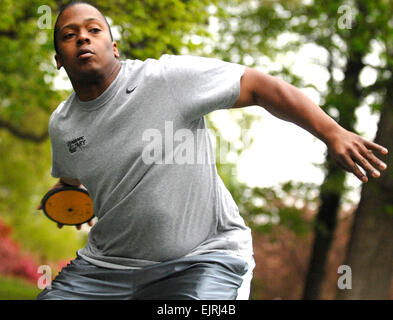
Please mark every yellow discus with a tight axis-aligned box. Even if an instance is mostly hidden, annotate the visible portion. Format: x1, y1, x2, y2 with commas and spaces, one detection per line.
41, 186, 94, 226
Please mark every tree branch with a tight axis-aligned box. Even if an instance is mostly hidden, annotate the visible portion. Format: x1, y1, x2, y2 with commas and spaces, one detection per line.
0, 118, 48, 143
0, 29, 17, 38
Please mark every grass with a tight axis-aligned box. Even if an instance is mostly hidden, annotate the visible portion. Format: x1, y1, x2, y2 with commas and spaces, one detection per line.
0, 276, 41, 300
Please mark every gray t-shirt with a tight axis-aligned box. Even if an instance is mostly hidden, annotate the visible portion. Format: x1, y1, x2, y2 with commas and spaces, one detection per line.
49, 54, 253, 269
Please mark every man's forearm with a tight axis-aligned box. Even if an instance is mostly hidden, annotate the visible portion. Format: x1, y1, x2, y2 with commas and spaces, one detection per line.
254, 76, 342, 145
235, 68, 388, 183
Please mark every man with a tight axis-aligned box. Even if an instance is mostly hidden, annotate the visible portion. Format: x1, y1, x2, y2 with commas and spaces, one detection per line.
37, 2, 388, 300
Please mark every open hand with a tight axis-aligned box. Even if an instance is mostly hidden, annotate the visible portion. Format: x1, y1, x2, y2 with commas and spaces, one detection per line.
326, 127, 388, 183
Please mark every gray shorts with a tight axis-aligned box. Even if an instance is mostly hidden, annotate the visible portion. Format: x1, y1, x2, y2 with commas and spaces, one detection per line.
36, 252, 254, 300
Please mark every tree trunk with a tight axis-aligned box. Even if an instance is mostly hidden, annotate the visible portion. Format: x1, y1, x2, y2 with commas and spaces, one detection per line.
302, 161, 345, 299
302, 54, 364, 300
336, 95, 393, 300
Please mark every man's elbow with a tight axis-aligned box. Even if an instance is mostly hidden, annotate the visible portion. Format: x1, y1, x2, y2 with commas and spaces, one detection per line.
232, 67, 260, 108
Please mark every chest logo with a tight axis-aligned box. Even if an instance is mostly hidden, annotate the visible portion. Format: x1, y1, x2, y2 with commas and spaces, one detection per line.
126, 85, 137, 94
67, 136, 87, 154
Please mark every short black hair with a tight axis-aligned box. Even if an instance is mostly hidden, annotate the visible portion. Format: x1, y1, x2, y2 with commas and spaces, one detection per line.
53, 1, 114, 55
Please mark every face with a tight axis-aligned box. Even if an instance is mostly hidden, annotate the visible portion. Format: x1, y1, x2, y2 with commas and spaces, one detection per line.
54, 4, 119, 82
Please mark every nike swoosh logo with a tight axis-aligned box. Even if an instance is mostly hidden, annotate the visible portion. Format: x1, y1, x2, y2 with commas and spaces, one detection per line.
126, 86, 137, 94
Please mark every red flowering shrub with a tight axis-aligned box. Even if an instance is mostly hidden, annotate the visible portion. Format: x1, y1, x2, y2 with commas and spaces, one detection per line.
0, 218, 40, 283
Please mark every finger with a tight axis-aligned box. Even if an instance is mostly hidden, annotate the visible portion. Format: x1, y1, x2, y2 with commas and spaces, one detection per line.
37, 204, 42, 210
57, 223, 63, 229
76, 224, 82, 230
340, 154, 368, 183
351, 151, 380, 178
363, 140, 389, 155
88, 220, 94, 227
358, 146, 387, 171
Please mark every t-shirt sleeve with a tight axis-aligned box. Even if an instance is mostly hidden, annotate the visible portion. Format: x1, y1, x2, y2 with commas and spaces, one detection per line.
50, 144, 62, 178
48, 110, 66, 179
160, 54, 246, 122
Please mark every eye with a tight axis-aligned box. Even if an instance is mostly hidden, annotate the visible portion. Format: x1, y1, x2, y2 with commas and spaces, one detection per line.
90, 28, 101, 33
63, 33, 75, 39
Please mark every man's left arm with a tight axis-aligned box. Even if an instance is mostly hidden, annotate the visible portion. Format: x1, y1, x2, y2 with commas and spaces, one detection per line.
233, 67, 388, 183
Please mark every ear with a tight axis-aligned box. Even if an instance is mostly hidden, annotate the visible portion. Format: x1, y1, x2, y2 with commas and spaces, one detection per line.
112, 41, 120, 59
55, 54, 63, 70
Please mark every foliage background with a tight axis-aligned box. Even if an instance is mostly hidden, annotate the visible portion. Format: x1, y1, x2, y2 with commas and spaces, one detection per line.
1, 0, 392, 299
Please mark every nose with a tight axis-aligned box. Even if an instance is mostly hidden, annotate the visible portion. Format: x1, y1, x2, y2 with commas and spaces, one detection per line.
77, 30, 90, 46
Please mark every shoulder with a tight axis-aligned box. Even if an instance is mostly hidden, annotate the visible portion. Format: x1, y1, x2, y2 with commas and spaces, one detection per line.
121, 55, 224, 77
158, 54, 217, 64
49, 101, 65, 126
158, 54, 243, 76
48, 94, 74, 131
158, 54, 212, 68
120, 57, 165, 79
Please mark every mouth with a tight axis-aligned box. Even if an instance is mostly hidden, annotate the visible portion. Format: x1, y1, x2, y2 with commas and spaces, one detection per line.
77, 48, 94, 59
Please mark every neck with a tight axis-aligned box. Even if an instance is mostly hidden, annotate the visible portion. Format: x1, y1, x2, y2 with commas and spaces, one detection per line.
71, 60, 122, 101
